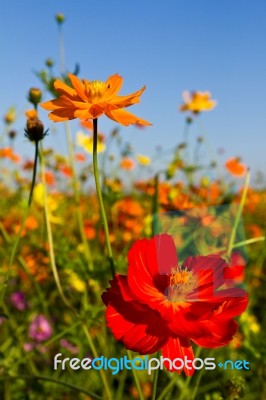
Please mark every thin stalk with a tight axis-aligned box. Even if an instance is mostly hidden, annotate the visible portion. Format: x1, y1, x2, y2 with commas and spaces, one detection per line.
157, 375, 183, 400
57, 14, 93, 272
39, 143, 75, 313
57, 23, 65, 75
0, 222, 48, 315
0, 133, 40, 305
227, 170, 251, 257
4, 378, 11, 400
82, 323, 112, 400
179, 347, 201, 400
152, 173, 160, 235
0, 202, 29, 307
64, 121, 94, 271
151, 352, 160, 400
0, 375, 102, 399
28, 141, 39, 207
190, 365, 205, 400
2, 303, 39, 375
93, 118, 115, 277
126, 350, 145, 400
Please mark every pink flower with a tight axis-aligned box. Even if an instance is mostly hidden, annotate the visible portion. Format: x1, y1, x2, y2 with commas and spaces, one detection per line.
10, 292, 27, 310
28, 315, 52, 342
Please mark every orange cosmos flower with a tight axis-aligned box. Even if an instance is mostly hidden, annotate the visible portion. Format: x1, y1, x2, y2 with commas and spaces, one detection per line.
40, 73, 152, 126
225, 157, 247, 177
120, 157, 136, 170
0, 147, 21, 163
180, 91, 217, 113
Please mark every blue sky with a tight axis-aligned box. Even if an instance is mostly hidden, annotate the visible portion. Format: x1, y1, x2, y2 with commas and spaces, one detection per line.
1, 0, 266, 182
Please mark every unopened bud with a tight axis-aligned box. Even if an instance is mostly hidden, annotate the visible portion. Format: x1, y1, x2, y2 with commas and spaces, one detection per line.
45, 58, 54, 68
4, 108, 16, 124
24, 110, 48, 142
55, 13, 65, 24
8, 130, 17, 140
28, 88, 42, 106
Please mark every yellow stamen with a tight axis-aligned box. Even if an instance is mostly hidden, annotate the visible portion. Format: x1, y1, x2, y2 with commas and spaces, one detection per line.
84, 80, 106, 99
168, 267, 197, 302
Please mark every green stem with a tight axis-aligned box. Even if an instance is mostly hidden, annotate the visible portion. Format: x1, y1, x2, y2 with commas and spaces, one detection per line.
227, 170, 251, 257
64, 121, 94, 272
0, 206, 29, 307
28, 141, 39, 207
82, 323, 112, 400
0, 222, 48, 315
152, 173, 160, 235
157, 375, 183, 400
2, 303, 39, 375
93, 118, 115, 277
39, 143, 76, 314
4, 378, 11, 400
126, 350, 145, 400
0, 375, 102, 399
151, 352, 160, 400
58, 24, 65, 75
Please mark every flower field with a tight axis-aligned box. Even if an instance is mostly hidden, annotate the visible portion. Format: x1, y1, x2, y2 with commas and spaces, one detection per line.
0, 13, 266, 400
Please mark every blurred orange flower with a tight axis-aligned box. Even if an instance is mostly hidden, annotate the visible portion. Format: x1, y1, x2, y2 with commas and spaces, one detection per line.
75, 152, 86, 162
120, 157, 135, 170
60, 165, 72, 177
225, 157, 247, 177
41, 73, 151, 126
44, 171, 55, 186
0, 147, 21, 163
180, 91, 217, 113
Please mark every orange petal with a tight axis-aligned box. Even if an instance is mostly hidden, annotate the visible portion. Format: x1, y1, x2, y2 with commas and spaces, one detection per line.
68, 74, 88, 101
104, 74, 123, 98
105, 108, 152, 126
54, 79, 77, 97
48, 108, 76, 122
110, 86, 147, 108
40, 96, 74, 110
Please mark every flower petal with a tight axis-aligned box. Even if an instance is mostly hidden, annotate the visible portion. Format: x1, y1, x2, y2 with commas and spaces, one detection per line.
68, 74, 88, 101
162, 337, 195, 376
54, 79, 77, 98
127, 235, 177, 307
111, 86, 147, 107
191, 318, 238, 348
104, 74, 124, 99
102, 275, 170, 354
105, 108, 151, 126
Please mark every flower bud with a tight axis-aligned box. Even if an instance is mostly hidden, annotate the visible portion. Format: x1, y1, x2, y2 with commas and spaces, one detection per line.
24, 110, 48, 142
45, 58, 54, 68
4, 108, 16, 124
28, 88, 42, 107
8, 130, 17, 140
55, 13, 65, 24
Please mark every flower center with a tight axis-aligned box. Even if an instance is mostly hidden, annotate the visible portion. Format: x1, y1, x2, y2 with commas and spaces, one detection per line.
168, 267, 196, 302
84, 80, 106, 99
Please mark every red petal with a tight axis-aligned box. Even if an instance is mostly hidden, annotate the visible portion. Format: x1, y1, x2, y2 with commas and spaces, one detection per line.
184, 254, 227, 292
127, 235, 177, 307
162, 337, 195, 376
102, 275, 170, 354
192, 318, 238, 348
105, 305, 168, 354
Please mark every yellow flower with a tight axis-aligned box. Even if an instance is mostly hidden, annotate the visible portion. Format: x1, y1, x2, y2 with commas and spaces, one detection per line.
65, 269, 86, 292
76, 131, 105, 153
135, 154, 151, 166
180, 91, 217, 113
33, 183, 63, 224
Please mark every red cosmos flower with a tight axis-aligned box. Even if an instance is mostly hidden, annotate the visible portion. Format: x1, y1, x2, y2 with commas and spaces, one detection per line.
102, 234, 248, 376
